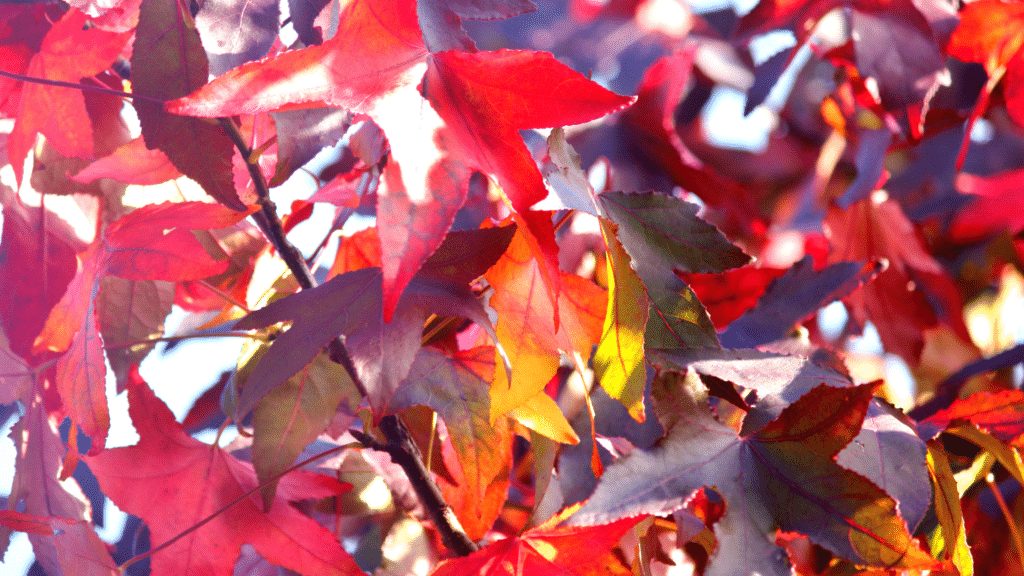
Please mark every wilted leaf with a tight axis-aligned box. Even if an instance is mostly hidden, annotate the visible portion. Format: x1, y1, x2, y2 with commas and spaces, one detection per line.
926, 440, 974, 575
83, 369, 360, 576
97, 277, 175, 388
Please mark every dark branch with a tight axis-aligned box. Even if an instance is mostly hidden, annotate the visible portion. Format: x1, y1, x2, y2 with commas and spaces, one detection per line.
0, 68, 165, 103
910, 342, 1024, 421
221, 118, 479, 556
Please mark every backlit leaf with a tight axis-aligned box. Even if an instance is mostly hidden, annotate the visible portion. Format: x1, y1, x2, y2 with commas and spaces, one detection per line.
83, 369, 360, 576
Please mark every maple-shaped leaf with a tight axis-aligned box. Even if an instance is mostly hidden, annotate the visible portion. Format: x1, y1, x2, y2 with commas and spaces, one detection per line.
82, 369, 360, 576
32, 202, 252, 447
236, 225, 511, 418
919, 389, 1024, 446
0, 512, 116, 576
389, 346, 512, 541
647, 347, 932, 532
593, 220, 648, 422
485, 222, 606, 422
168, 0, 630, 318
132, 0, 239, 209
71, 135, 182, 186
570, 375, 936, 575
252, 352, 361, 509
719, 257, 881, 348
431, 507, 641, 576
6, 8, 131, 186
4, 398, 92, 576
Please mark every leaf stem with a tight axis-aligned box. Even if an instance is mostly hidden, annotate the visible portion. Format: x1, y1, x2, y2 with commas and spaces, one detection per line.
219, 117, 479, 556
0, 69, 164, 104
117, 443, 351, 574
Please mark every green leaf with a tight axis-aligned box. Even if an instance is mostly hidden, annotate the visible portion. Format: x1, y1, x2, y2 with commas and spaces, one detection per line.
132, 0, 240, 209
252, 352, 361, 509
594, 220, 648, 422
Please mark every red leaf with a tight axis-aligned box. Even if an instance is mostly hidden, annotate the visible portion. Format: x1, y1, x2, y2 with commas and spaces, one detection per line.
0, 192, 81, 359
33, 202, 252, 446
423, 50, 634, 214
55, 304, 108, 452
682, 266, 787, 329
951, 168, 1024, 241
83, 370, 360, 576
71, 135, 183, 185
431, 510, 641, 576
169, 0, 630, 318
922, 389, 1024, 446
5, 398, 92, 576
7, 8, 131, 185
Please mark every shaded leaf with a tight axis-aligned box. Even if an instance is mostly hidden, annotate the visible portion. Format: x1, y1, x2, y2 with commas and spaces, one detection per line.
719, 257, 881, 349
252, 352, 361, 509
133, 0, 239, 209
680, 266, 787, 330
390, 346, 511, 540
195, 0, 279, 75
270, 107, 351, 186
570, 376, 936, 575
84, 369, 360, 576
598, 191, 750, 285
235, 267, 492, 420
96, 277, 175, 388
5, 398, 91, 576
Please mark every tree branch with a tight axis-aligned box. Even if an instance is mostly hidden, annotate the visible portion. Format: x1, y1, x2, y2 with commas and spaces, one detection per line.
219, 118, 479, 556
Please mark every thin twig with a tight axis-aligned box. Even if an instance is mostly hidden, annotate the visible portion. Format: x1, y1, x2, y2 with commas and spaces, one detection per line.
220, 117, 479, 555
0, 69, 164, 103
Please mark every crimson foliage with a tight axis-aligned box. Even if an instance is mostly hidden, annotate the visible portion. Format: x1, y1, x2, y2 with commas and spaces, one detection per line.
1, 0, 1024, 575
